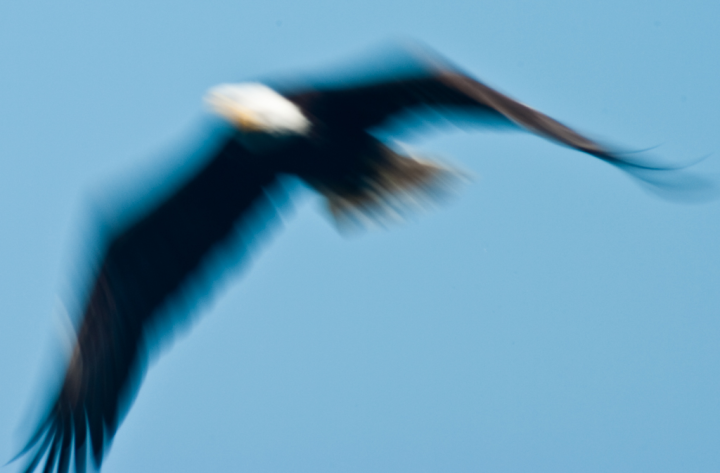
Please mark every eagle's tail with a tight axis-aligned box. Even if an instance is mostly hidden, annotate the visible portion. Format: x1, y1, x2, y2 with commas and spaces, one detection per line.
316, 148, 468, 232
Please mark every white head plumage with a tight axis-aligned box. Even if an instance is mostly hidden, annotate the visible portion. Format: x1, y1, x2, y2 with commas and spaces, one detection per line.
205, 83, 311, 135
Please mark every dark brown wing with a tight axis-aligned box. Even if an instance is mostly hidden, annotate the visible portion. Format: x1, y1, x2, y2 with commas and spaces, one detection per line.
18, 134, 283, 473
287, 70, 614, 159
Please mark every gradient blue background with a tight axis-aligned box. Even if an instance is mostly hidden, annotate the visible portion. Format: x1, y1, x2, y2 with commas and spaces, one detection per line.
2, 1, 720, 472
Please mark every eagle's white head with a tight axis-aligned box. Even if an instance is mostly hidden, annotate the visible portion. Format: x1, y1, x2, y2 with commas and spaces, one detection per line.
205, 83, 311, 136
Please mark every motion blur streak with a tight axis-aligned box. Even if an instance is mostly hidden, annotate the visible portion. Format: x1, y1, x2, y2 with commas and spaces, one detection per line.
15, 43, 710, 473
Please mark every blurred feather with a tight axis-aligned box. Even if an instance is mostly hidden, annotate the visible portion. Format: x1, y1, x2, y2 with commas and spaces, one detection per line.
17, 42, 712, 473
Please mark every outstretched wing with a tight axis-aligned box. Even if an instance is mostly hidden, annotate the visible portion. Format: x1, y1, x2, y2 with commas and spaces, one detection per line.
18, 134, 283, 473
288, 70, 614, 159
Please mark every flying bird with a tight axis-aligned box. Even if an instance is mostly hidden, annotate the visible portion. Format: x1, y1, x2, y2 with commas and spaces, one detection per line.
17, 47, 658, 473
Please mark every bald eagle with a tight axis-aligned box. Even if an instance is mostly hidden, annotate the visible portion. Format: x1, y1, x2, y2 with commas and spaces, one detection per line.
17, 48, 650, 473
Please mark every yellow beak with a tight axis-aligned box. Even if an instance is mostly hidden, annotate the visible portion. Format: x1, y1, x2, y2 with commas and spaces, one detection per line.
230, 109, 265, 132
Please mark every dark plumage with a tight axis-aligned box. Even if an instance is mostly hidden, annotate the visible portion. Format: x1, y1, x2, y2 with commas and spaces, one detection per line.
17, 48, 648, 473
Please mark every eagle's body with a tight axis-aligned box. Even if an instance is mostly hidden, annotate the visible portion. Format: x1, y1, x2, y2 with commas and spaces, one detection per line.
18, 49, 651, 473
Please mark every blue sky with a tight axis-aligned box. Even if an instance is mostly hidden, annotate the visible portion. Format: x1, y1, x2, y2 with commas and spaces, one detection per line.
2, 0, 720, 472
